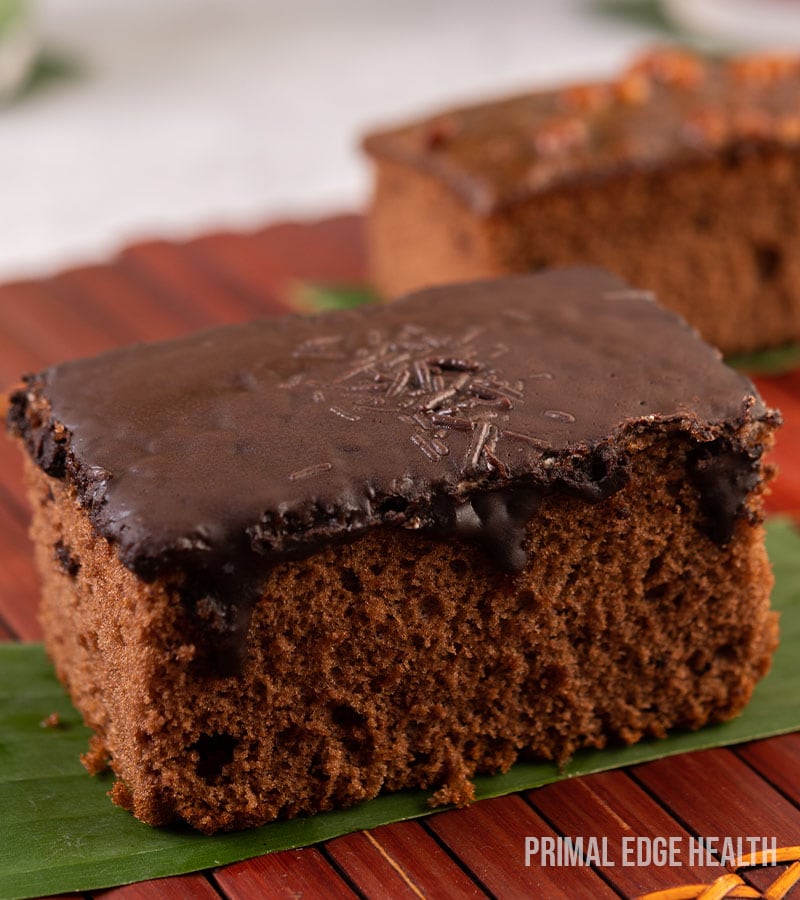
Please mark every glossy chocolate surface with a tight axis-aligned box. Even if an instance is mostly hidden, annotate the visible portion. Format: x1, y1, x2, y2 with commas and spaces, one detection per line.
8, 268, 776, 671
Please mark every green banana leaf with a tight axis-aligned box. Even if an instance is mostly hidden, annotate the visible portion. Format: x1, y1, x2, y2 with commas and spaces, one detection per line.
2, 518, 799, 900
290, 282, 377, 313
727, 343, 800, 376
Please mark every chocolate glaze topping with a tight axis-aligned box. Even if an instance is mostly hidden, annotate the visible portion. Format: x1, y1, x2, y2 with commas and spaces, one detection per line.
8, 268, 777, 673
363, 49, 800, 214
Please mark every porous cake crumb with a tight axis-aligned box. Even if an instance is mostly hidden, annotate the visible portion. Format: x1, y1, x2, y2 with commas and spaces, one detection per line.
8, 268, 780, 832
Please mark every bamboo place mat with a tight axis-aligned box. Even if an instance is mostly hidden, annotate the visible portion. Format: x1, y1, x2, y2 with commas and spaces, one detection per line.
1, 214, 800, 900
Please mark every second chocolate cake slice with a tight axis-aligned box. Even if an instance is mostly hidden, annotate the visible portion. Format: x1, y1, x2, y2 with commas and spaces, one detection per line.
363, 49, 800, 354
8, 267, 780, 833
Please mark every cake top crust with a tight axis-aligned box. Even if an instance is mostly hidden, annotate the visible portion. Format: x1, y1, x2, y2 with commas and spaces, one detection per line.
9, 267, 770, 586
363, 49, 800, 213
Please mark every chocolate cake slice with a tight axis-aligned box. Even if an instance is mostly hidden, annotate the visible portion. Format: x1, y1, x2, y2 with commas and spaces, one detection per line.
363, 49, 800, 354
7, 267, 780, 834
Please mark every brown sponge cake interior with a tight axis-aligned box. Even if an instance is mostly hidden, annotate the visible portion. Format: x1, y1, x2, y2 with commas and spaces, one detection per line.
8, 268, 781, 833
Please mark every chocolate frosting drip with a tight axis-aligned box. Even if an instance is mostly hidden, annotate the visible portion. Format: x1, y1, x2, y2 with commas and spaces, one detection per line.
8, 268, 776, 673
363, 50, 800, 214
688, 440, 763, 545
432, 489, 543, 575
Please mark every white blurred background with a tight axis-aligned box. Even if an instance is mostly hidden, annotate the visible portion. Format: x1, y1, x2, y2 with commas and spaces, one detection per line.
1, 0, 797, 279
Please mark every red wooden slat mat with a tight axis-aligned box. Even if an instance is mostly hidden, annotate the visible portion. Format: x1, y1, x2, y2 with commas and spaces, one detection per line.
1, 215, 799, 900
